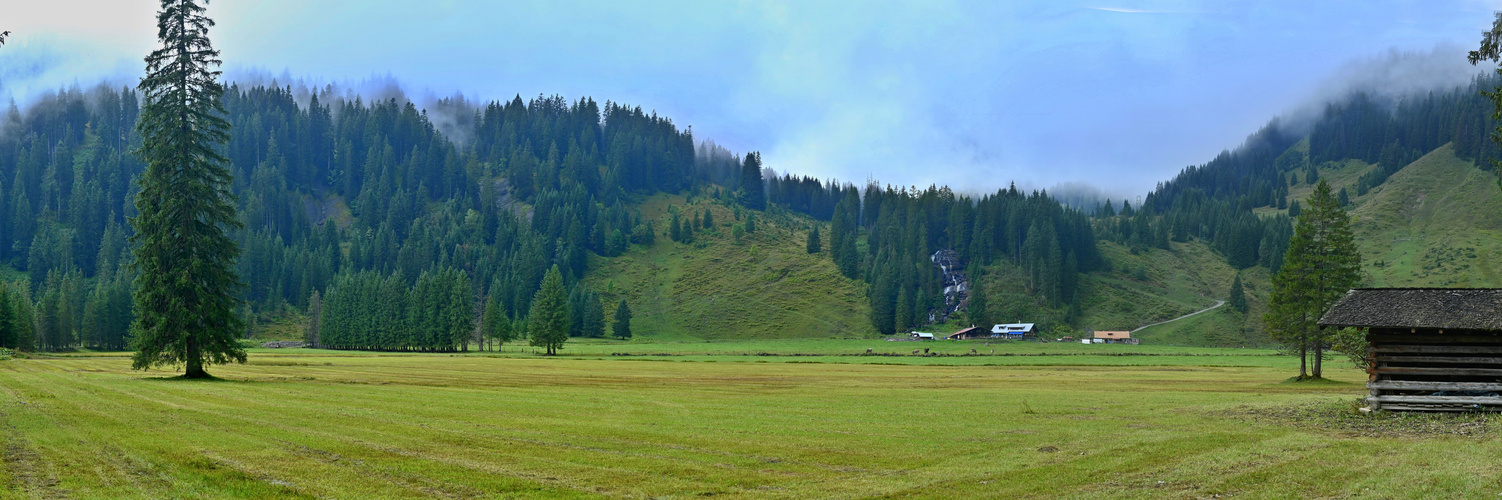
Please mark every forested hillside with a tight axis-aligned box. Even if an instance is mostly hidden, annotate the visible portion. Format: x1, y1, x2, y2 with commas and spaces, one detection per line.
7, 67, 1498, 352
1100, 72, 1502, 346
1139, 74, 1502, 274
0, 80, 1100, 351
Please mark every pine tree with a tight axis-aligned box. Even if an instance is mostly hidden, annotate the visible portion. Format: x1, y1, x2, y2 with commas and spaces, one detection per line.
740, 152, 765, 210
669, 212, 682, 242
1264, 180, 1361, 380
0, 285, 13, 349
745, 212, 756, 234
806, 225, 821, 253
702, 209, 713, 229
612, 299, 632, 340
837, 233, 858, 279
528, 265, 569, 355
304, 291, 322, 346
967, 270, 989, 329
483, 293, 512, 350
129, 0, 245, 377
1228, 274, 1247, 313
894, 287, 912, 333
581, 292, 604, 338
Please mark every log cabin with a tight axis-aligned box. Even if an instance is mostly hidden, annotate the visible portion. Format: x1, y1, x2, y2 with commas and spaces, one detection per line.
1319, 288, 1502, 412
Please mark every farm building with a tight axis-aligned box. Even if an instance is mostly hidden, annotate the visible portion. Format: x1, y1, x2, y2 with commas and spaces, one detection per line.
1319, 288, 1502, 412
946, 326, 990, 340
991, 323, 1034, 340
910, 332, 936, 341
1092, 331, 1137, 344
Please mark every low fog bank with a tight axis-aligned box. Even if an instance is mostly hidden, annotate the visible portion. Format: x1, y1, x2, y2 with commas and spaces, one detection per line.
1282, 44, 1496, 135
223, 68, 479, 146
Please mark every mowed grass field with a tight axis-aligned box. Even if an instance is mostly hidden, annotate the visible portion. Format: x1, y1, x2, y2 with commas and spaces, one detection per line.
3, 345, 1500, 498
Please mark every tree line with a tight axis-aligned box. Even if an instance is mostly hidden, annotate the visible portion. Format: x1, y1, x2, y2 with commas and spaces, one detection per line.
0, 81, 697, 351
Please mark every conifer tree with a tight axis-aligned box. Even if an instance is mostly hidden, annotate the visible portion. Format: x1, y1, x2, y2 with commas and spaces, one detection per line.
483, 293, 512, 350
1264, 180, 1360, 380
12, 283, 36, 352
807, 225, 821, 254
745, 212, 756, 234
894, 288, 912, 333
669, 212, 681, 242
837, 233, 859, 279
0, 285, 13, 349
304, 290, 321, 346
528, 265, 569, 355
129, 0, 245, 377
1228, 274, 1247, 313
740, 152, 765, 210
581, 293, 605, 338
702, 209, 713, 229
613, 299, 632, 340
967, 270, 990, 329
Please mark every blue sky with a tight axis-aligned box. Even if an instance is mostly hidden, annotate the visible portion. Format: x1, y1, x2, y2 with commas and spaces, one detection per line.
3, 0, 1499, 197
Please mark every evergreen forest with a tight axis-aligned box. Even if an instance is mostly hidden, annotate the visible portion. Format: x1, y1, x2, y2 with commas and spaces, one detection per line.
3, 70, 1501, 351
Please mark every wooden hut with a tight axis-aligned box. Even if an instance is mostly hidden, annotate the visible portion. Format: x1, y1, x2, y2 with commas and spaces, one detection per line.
1319, 288, 1502, 412
946, 326, 990, 340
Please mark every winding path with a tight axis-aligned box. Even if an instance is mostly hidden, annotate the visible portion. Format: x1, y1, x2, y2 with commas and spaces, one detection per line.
1130, 300, 1226, 333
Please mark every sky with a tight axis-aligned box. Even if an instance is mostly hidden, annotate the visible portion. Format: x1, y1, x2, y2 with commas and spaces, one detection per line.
2, 0, 1500, 199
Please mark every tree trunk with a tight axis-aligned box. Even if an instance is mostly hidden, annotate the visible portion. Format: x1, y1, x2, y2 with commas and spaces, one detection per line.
184, 335, 207, 378
1298, 330, 1308, 379
1313, 327, 1324, 379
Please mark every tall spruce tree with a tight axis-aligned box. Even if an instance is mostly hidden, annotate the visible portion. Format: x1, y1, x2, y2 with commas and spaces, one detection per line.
483, 293, 512, 350
1228, 274, 1247, 313
740, 152, 765, 210
528, 265, 569, 355
304, 290, 322, 346
129, 0, 245, 377
0, 285, 13, 349
613, 299, 632, 340
806, 225, 821, 254
1264, 180, 1360, 380
967, 270, 990, 329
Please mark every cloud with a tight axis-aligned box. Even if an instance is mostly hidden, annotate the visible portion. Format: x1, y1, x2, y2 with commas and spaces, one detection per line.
5, 0, 1498, 201
1283, 44, 1496, 131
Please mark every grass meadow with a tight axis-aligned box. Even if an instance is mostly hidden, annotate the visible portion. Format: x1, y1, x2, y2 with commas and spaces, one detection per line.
4, 341, 1502, 498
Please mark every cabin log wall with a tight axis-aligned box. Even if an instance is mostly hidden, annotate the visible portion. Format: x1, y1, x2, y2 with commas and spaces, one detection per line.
1367, 327, 1502, 411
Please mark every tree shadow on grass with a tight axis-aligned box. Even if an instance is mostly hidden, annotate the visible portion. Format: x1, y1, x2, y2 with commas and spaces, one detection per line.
1278, 376, 1354, 385
139, 373, 256, 383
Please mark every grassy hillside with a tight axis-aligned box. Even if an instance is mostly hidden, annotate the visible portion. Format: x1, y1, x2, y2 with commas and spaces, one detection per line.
1077, 240, 1271, 346
584, 193, 871, 341
1345, 143, 1502, 287
187, 142, 1502, 347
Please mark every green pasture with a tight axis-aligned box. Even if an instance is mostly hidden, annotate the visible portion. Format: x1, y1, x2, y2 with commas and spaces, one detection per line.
5, 344, 1501, 498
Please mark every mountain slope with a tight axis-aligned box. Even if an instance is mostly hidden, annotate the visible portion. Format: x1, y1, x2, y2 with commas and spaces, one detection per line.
584, 193, 871, 341
1348, 143, 1502, 287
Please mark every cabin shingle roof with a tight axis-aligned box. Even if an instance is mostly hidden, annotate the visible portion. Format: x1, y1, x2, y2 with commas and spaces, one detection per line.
1318, 288, 1502, 330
